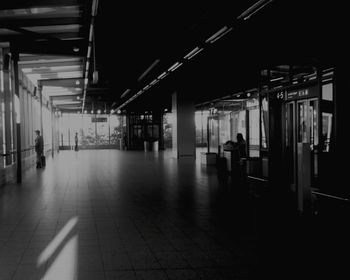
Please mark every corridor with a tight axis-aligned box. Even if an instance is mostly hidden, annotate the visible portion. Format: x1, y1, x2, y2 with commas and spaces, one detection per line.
1, 150, 262, 280
0, 150, 347, 280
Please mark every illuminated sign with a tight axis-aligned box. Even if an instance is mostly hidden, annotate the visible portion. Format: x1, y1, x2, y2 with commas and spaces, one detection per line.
285, 86, 318, 100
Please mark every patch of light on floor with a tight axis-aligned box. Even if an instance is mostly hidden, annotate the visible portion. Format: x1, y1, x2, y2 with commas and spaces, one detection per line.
42, 234, 78, 280
37, 216, 78, 266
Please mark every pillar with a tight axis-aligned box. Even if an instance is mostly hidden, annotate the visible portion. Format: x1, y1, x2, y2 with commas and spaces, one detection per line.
50, 98, 54, 158
3, 51, 12, 166
12, 51, 22, 183
171, 91, 196, 158
38, 81, 43, 135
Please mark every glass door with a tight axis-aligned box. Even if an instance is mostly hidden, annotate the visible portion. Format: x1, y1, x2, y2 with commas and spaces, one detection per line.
284, 98, 319, 203
285, 101, 296, 191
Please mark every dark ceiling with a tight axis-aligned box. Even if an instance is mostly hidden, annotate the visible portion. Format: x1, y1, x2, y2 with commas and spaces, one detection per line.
1, 0, 348, 113
89, 0, 346, 112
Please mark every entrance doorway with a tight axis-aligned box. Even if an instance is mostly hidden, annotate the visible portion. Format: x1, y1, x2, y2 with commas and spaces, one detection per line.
284, 98, 319, 212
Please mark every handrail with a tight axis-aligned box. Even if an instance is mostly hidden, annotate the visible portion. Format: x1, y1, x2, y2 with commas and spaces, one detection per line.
312, 191, 349, 202
0, 150, 16, 156
1, 147, 36, 156
247, 175, 268, 182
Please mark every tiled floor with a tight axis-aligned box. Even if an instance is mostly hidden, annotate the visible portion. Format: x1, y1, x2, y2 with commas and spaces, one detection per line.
0, 150, 348, 279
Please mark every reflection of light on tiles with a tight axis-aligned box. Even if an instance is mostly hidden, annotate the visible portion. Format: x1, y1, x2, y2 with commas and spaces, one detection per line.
37, 216, 78, 266
43, 235, 78, 280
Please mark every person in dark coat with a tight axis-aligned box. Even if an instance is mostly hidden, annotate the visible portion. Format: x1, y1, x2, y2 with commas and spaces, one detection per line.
35, 130, 44, 168
74, 132, 78, 151
236, 133, 247, 158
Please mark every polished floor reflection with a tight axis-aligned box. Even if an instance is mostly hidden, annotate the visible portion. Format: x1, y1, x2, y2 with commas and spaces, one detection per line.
0, 150, 347, 279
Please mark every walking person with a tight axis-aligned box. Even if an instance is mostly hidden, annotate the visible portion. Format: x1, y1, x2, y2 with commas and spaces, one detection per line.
35, 130, 44, 168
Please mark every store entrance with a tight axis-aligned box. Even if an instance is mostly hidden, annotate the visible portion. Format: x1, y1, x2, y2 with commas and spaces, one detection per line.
284, 97, 319, 212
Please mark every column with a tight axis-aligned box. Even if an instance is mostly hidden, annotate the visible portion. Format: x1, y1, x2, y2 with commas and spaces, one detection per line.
12, 51, 22, 183
3, 52, 12, 166
50, 98, 54, 158
171, 91, 196, 159
38, 81, 43, 136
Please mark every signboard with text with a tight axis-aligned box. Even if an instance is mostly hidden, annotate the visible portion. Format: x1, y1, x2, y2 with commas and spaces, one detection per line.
91, 117, 107, 122
285, 85, 318, 101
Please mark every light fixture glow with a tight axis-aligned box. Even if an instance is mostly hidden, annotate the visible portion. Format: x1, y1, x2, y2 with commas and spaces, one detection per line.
157, 72, 168, 80
138, 59, 160, 81
237, 0, 273, 21
184, 47, 200, 59
121, 89, 131, 98
205, 26, 233, 44
205, 26, 229, 43
168, 62, 180, 71
184, 47, 203, 60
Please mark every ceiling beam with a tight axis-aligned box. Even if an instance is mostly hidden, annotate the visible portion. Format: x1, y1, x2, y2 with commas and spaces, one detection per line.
40, 77, 83, 87
0, 17, 82, 28
0, 0, 85, 10
11, 39, 86, 56
19, 60, 83, 68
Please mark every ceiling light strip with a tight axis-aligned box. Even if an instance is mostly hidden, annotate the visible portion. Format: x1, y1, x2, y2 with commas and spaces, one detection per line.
186, 47, 203, 60
121, 88, 131, 98
237, 0, 273, 21
205, 26, 229, 43
206, 27, 233, 44
184, 47, 200, 59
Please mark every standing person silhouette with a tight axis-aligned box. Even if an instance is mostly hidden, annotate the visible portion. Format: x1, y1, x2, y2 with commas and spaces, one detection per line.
75, 132, 78, 151
35, 130, 44, 168
236, 133, 247, 159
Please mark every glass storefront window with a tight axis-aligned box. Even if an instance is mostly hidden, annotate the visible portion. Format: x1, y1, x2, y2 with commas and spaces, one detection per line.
163, 112, 173, 149
60, 113, 124, 147
322, 83, 333, 101
322, 112, 332, 152
260, 96, 269, 149
195, 110, 209, 147
249, 107, 260, 157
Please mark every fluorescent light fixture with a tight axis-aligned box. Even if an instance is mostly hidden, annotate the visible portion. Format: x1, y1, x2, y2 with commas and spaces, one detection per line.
138, 59, 160, 81
168, 62, 183, 72
157, 72, 168, 79
205, 27, 233, 44
150, 79, 158, 86
143, 85, 150, 91
184, 47, 203, 60
270, 76, 284, 82
205, 26, 229, 43
121, 88, 131, 98
168, 62, 180, 71
237, 0, 273, 21
184, 47, 199, 59
136, 90, 143, 96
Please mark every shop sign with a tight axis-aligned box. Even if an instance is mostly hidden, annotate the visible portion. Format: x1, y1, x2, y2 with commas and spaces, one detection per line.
285, 86, 318, 101
91, 117, 107, 122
